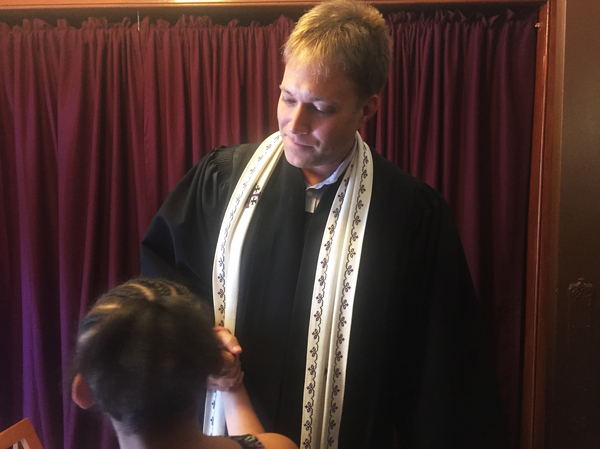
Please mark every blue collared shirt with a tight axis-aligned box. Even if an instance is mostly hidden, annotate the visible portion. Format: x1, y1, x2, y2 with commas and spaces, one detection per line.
304, 138, 357, 213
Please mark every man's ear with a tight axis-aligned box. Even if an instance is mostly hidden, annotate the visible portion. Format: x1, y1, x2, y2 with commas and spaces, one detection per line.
72, 373, 95, 409
358, 94, 379, 127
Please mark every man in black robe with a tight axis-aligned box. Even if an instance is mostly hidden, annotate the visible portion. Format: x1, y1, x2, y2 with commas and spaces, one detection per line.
140, 1, 509, 447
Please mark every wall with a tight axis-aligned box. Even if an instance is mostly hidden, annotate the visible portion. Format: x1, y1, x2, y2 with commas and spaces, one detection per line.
546, 0, 600, 446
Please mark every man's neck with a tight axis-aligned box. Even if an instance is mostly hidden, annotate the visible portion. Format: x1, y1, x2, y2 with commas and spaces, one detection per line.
301, 143, 357, 187
301, 166, 338, 187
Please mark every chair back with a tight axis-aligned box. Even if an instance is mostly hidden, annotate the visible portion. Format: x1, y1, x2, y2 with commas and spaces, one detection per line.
0, 418, 43, 449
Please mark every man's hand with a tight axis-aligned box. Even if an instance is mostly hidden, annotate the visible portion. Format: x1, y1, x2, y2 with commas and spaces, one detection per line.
207, 326, 244, 391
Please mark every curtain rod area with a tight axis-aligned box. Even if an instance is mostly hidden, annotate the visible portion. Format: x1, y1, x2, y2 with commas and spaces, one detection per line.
0, 0, 545, 9
0, 0, 544, 28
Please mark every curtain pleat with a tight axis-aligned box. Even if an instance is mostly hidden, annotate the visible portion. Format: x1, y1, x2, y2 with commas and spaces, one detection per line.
0, 10, 537, 448
363, 11, 537, 441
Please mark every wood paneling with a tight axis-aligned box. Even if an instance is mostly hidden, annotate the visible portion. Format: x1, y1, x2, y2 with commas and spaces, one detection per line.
0, 0, 545, 8
549, 0, 600, 445
521, 1, 555, 448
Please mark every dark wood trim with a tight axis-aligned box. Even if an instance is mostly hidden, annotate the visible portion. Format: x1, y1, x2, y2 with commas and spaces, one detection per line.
536, 0, 565, 446
0, 0, 546, 27
521, 1, 550, 448
521, 0, 566, 447
0, 0, 547, 8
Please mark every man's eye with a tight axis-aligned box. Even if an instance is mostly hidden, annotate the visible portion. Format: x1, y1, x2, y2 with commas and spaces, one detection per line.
282, 97, 296, 106
315, 106, 333, 115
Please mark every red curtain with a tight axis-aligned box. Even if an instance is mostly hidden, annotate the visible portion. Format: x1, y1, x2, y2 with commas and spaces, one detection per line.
367, 11, 537, 443
0, 9, 537, 449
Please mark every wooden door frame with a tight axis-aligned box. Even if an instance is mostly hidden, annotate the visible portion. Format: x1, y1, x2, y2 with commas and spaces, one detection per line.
522, 0, 563, 447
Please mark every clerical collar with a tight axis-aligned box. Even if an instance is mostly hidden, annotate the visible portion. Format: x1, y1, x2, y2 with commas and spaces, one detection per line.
304, 138, 358, 213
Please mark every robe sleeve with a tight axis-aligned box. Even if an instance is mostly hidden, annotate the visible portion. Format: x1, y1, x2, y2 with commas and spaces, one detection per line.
139, 146, 239, 298
395, 184, 510, 448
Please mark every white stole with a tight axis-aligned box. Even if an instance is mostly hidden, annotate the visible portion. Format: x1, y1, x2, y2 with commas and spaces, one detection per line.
205, 131, 373, 449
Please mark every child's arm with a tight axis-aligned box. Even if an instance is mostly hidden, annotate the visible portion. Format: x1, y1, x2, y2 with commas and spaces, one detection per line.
212, 327, 298, 449
221, 382, 264, 436
221, 383, 298, 449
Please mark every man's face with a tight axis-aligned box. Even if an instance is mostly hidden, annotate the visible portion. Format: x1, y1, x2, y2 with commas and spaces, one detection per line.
277, 61, 377, 185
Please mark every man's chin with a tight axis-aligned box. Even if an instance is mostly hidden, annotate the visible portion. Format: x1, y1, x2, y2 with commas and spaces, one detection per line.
283, 146, 313, 169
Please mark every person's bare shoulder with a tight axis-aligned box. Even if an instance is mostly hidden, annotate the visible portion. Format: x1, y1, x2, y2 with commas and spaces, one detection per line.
205, 435, 245, 449
255, 433, 298, 449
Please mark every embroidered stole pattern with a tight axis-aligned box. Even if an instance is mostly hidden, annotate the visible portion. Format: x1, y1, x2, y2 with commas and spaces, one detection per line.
300, 136, 372, 448
205, 131, 373, 449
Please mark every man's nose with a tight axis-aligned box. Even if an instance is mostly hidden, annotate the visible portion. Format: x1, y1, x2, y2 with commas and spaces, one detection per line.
289, 105, 310, 134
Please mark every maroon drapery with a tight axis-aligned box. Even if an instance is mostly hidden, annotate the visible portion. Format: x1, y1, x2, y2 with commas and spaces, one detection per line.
0, 9, 537, 449
367, 10, 537, 444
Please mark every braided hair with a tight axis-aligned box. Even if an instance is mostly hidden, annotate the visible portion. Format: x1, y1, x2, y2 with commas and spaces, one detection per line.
72, 278, 223, 434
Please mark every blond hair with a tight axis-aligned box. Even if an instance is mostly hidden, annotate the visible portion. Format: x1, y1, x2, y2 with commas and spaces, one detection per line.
283, 0, 391, 101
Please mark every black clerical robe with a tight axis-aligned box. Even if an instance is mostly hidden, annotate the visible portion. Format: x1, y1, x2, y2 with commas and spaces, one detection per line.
140, 143, 509, 448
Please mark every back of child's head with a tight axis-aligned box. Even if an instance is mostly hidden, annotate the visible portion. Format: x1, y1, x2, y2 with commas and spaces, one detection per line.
72, 277, 223, 434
